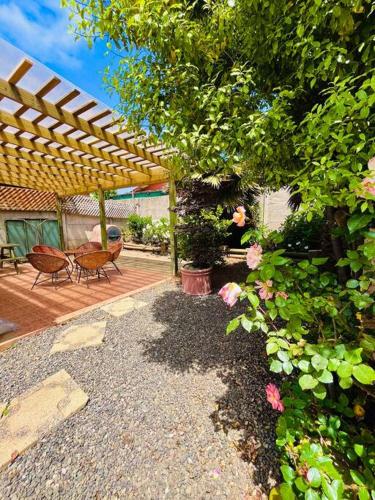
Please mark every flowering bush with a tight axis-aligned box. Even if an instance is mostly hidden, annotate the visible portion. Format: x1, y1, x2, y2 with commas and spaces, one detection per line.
142, 218, 170, 246
222, 183, 375, 497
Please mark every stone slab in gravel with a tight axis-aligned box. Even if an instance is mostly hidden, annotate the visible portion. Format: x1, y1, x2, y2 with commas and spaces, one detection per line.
101, 297, 147, 317
0, 370, 88, 470
0, 282, 279, 498
50, 321, 106, 353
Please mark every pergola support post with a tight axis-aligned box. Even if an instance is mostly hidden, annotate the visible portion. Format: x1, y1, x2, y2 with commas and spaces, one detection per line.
168, 171, 178, 276
98, 188, 108, 250
55, 194, 65, 250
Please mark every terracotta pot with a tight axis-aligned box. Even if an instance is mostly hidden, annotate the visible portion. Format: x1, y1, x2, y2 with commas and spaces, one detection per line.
181, 264, 213, 296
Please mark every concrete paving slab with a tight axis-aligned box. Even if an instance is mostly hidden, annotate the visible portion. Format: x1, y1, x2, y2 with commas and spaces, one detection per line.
0, 370, 88, 469
51, 321, 106, 354
101, 297, 147, 318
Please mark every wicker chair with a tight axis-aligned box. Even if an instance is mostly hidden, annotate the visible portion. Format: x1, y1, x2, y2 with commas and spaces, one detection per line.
74, 250, 112, 287
107, 242, 123, 274
74, 241, 102, 256
26, 252, 72, 289
32, 244, 66, 260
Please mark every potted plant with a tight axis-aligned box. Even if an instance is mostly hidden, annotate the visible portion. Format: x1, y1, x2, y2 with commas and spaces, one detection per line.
175, 180, 231, 295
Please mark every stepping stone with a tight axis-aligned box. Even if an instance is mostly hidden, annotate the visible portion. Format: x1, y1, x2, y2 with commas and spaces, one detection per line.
0, 370, 88, 469
101, 297, 147, 318
51, 321, 106, 354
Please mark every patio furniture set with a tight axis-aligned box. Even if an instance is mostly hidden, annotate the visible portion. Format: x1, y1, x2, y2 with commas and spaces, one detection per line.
26, 241, 123, 289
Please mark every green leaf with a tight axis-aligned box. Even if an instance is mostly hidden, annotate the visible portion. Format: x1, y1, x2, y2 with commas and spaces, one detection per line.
337, 361, 352, 378
312, 383, 327, 399
318, 370, 333, 384
327, 359, 340, 371
281, 465, 296, 483
298, 360, 311, 373
339, 376, 353, 389
299, 374, 318, 390
344, 348, 362, 365
270, 360, 283, 373
305, 489, 320, 500
307, 468, 321, 488
260, 264, 275, 281
248, 292, 260, 308
322, 478, 344, 500
347, 214, 372, 234
350, 469, 365, 486
266, 342, 279, 355
354, 444, 364, 457
311, 354, 328, 371
271, 255, 289, 266
346, 279, 359, 289
279, 483, 295, 499
283, 361, 294, 375
226, 318, 240, 334
353, 364, 375, 385
358, 487, 370, 500
312, 257, 328, 265
241, 316, 253, 332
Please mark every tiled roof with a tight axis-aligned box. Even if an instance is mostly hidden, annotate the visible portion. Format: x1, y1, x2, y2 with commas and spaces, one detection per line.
0, 186, 135, 218
133, 183, 168, 193
0, 186, 55, 211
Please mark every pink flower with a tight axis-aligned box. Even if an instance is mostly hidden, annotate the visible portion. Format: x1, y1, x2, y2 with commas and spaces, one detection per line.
368, 157, 375, 170
232, 206, 246, 227
255, 280, 273, 300
246, 243, 263, 270
218, 282, 242, 307
361, 177, 375, 197
276, 291, 288, 300
266, 383, 284, 412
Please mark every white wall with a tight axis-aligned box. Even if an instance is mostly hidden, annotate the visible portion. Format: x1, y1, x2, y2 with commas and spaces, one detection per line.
260, 188, 291, 230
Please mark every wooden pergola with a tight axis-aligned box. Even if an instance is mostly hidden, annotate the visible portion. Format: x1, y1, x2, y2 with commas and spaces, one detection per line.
0, 59, 178, 274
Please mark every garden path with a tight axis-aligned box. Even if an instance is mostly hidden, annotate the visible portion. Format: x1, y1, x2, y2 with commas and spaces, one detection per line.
0, 279, 279, 498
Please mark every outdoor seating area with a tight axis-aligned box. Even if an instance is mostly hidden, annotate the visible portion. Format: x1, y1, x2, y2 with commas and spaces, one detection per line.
26, 241, 123, 289
0, 253, 169, 350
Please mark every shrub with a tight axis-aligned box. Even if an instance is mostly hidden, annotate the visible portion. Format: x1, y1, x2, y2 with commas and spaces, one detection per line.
223, 209, 375, 498
127, 214, 152, 242
142, 217, 170, 246
175, 179, 231, 269
279, 212, 325, 253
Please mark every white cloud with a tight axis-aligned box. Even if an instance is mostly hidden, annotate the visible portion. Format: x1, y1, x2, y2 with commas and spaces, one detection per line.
0, 0, 82, 68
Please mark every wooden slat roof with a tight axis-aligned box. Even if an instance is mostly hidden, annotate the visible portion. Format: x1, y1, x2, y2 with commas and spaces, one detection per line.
0, 59, 173, 196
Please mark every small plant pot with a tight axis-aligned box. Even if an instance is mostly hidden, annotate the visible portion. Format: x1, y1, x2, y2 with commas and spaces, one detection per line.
181, 264, 213, 296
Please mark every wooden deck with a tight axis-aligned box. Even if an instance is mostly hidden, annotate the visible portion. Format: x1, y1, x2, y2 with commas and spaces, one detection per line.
0, 255, 169, 350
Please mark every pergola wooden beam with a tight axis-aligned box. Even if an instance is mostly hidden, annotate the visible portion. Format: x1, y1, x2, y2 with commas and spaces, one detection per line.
0, 76, 171, 168
0, 56, 178, 274
0, 109, 164, 180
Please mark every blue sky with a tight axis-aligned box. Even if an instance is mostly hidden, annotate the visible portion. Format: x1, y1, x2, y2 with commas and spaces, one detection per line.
0, 0, 117, 107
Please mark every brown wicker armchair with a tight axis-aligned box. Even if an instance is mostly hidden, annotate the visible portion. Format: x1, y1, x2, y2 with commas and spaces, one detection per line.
26, 252, 72, 289
32, 245, 66, 260
74, 250, 111, 287
107, 242, 123, 274
74, 242, 102, 256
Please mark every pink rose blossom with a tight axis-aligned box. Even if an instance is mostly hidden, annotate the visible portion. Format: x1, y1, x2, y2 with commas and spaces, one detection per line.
266, 383, 284, 412
246, 243, 263, 270
255, 280, 273, 300
232, 206, 246, 227
276, 291, 288, 300
218, 282, 242, 307
361, 177, 375, 197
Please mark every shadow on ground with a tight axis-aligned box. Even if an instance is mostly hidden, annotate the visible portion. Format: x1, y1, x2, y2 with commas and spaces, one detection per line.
142, 262, 280, 492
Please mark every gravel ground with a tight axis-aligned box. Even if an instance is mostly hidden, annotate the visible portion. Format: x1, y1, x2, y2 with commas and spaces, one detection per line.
0, 282, 279, 499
